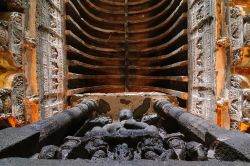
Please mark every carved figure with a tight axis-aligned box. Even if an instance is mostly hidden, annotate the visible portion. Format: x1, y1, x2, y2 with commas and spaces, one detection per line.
38, 145, 60, 159
186, 141, 207, 161
37, 109, 208, 161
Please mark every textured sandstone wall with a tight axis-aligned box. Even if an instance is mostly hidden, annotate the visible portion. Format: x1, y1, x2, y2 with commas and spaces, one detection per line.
0, 0, 66, 125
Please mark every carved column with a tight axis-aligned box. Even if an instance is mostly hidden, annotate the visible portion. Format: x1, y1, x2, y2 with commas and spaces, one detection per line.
228, 5, 250, 130
0, 0, 26, 123
228, 75, 244, 129
37, 0, 66, 118
188, 0, 217, 121
0, 12, 24, 67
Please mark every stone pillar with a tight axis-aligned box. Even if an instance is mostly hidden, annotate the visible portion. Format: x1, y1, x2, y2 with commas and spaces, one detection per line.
0, 1, 26, 124
187, 0, 217, 122
36, 0, 66, 119
227, 5, 250, 130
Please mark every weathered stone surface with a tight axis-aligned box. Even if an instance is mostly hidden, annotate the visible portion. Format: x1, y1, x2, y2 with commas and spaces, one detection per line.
11, 74, 25, 120
0, 126, 39, 158
0, 158, 249, 166
28, 100, 97, 146
38, 145, 60, 159
36, 0, 65, 119
188, 0, 217, 122
207, 127, 250, 161
154, 100, 250, 161
0, 99, 97, 159
0, 3, 26, 125
36, 109, 207, 161
0, 12, 24, 65
0, 89, 12, 114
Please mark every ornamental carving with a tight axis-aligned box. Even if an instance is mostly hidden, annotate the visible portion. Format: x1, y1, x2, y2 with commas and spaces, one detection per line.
228, 6, 250, 130
188, 0, 216, 121
243, 89, 250, 122
0, 1, 25, 123
0, 21, 9, 50
37, 0, 65, 118
11, 74, 25, 120
229, 7, 250, 67
228, 75, 250, 129
0, 12, 24, 67
37, 109, 208, 161
0, 89, 12, 115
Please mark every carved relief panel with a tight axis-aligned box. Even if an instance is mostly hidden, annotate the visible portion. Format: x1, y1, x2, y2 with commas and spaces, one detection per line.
0, 21, 9, 50
188, 0, 216, 121
229, 7, 244, 66
228, 5, 250, 130
9, 12, 24, 67
0, 0, 26, 124
229, 75, 244, 129
37, 0, 65, 118
0, 12, 24, 67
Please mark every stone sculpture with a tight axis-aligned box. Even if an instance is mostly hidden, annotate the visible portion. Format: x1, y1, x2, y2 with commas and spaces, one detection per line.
38, 109, 208, 161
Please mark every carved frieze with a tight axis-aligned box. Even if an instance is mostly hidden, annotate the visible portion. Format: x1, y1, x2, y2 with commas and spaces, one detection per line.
0, 21, 9, 50
229, 7, 250, 66
229, 7, 243, 66
43, 96, 64, 118
9, 12, 24, 66
0, 74, 26, 123
37, 32, 64, 96
228, 74, 250, 129
228, 6, 250, 130
37, 0, 65, 118
0, 1, 25, 122
188, 0, 216, 120
229, 75, 244, 129
0, 12, 24, 67
11, 74, 25, 119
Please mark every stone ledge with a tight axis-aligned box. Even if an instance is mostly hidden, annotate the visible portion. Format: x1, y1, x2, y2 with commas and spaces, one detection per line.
154, 100, 250, 161
0, 158, 249, 166
0, 126, 40, 158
